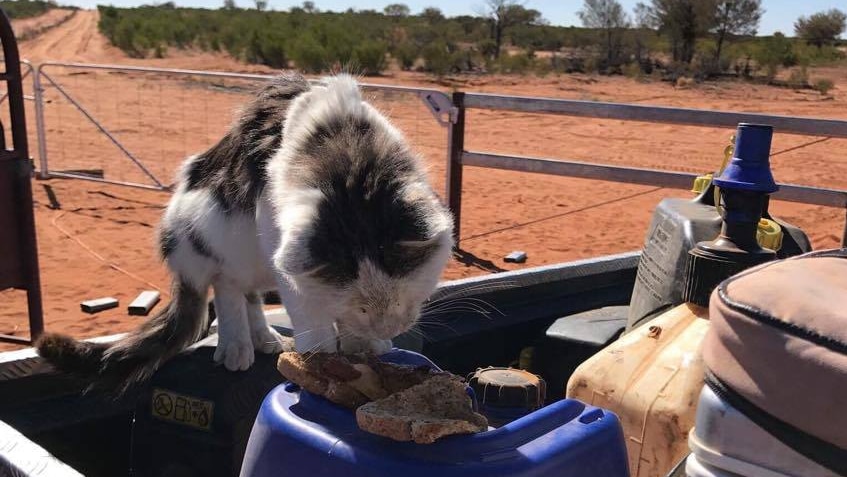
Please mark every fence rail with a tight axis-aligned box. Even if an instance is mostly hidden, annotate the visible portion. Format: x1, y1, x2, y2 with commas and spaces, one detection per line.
8, 61, 847, 246
462, 93, 847, 138
449, 92, 847, 245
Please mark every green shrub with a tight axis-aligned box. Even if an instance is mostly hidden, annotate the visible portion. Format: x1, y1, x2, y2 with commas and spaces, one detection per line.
245, 30, 288, 68
753, 33, 796, 80
290, 34, 328, 73
490, 53, 533, 75
787, 67, 809, 87
392, 41, 419, 70
814, 78, 835, 95
0, 0, 53, 19
421, 41, 455, 76
353, 40, 388, 75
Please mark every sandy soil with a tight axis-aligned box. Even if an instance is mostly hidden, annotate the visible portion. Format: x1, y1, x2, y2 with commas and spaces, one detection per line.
1, 10, 846, 348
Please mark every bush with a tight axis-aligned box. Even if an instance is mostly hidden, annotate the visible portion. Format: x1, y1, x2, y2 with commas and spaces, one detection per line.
490, 52, 533, 75
754, 33, 796, 80
623, 62, 644, 79
814, 78, 834, 95
0, 0, 53, 19
353, 41, 388, 75
245, 30, 288, 68
421, 41, 456, 76
392, 41, 419, 70
787, 67, 809, 87
290, 35, 328, 73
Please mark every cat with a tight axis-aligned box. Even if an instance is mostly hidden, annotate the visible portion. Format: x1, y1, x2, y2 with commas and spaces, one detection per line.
36, 72, 454, 391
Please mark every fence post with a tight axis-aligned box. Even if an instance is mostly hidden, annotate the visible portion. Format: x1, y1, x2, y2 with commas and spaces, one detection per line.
32, 65, 49, 179
447, 92, 465, 244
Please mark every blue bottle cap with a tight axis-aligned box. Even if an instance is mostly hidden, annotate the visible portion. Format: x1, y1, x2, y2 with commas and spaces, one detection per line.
713, 123, 779, 193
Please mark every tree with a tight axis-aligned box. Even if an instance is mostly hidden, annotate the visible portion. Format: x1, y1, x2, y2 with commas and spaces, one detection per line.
221, 0, 235, 9
710, 0, 762, 63
794, 9, 846, 48
254, 0, 266, 10
422, 6, 444, 23
302, 1, 316, 13
578, 0, 630, 65
384, 3, 410, 18
636, 0, 714, 63
479, 0, 543, 59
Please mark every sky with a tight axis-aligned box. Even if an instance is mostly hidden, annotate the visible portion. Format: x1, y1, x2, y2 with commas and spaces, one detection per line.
67, 0, 847, 37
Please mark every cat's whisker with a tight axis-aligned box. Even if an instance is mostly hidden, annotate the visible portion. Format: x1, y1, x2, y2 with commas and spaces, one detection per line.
414, 320, 460, 336
423, 298, 500, 316
427, 280, 518, 304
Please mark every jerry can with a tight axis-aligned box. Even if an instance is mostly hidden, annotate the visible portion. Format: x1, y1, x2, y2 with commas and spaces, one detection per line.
568, 124, 786, 477
241, 349, 630, 477
567, 304, 709, 477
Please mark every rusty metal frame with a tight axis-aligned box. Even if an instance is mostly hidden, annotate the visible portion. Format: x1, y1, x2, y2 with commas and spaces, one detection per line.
0, 9, 44, 344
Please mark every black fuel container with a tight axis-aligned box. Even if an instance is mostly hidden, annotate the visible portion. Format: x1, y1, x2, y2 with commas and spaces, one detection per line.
130, 334, 285, 477
626, 141, 811, 330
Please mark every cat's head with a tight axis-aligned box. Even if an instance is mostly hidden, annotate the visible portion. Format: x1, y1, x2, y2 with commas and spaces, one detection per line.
269, 74, 454, 341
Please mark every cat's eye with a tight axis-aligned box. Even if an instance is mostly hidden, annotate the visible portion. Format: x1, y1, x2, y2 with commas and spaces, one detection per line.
359, 307, 368, 315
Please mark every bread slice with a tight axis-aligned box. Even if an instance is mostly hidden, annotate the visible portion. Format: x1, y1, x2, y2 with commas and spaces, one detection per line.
277, 351, 437, 409
356, 374, 489, 444
277, 351, 370, 409
278, 351, 489, 443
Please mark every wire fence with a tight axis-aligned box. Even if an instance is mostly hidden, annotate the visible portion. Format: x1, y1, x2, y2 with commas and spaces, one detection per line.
28, 63, 452, 196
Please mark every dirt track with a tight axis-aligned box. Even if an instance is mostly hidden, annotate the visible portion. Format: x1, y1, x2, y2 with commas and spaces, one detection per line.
17, 10, 111, 62
1, 10, 846, 348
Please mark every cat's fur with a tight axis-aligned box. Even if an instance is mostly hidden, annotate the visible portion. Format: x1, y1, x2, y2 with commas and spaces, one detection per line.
36, 73, 454, 390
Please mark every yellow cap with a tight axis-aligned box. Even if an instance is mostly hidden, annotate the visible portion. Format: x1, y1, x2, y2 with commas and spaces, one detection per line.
757, 218, 783, 252
692, 173, 713, 194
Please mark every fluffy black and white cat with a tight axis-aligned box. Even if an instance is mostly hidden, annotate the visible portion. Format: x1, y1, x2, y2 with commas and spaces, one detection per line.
37, 73, 454, 389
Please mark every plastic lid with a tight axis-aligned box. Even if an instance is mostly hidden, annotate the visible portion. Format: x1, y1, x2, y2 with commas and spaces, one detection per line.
712, 124, 779, 193
467, 367, 546, 410
757, 218, 783, 252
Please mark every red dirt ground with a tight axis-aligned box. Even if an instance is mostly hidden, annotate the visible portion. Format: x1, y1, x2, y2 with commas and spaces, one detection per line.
2, 10, 845, 348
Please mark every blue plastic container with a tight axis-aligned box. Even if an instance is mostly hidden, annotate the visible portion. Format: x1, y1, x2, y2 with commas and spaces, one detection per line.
240, 350, 630, 477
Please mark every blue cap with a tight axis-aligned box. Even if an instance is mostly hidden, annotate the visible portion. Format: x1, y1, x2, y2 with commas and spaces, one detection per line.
713, 123, 779, 193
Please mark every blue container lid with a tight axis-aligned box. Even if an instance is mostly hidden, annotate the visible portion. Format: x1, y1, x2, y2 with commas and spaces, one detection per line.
240, 349, 631, 477
713, 123, 779, 193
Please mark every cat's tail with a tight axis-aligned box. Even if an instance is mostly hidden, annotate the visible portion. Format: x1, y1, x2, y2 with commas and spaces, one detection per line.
36, 279, 208, 393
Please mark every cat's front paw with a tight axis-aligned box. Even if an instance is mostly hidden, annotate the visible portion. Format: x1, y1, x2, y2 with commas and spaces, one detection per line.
214, 336, 255, 371
251, 325, 287, 354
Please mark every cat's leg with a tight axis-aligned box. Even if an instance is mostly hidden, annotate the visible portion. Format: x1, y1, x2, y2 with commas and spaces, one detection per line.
212, 279, 254, 371
245, 292, 288, 354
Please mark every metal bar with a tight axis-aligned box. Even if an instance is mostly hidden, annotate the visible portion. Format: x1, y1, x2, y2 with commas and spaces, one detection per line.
38, 61, 448, 98
447, 92, 466, 242
0, 334, 30, 345
0, 62, 31, 104
48, 171, 170, 191
32, 66, 49, 179
463, 93, 847, 138
462, 151, 847, 208
39, 68, 165, 188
